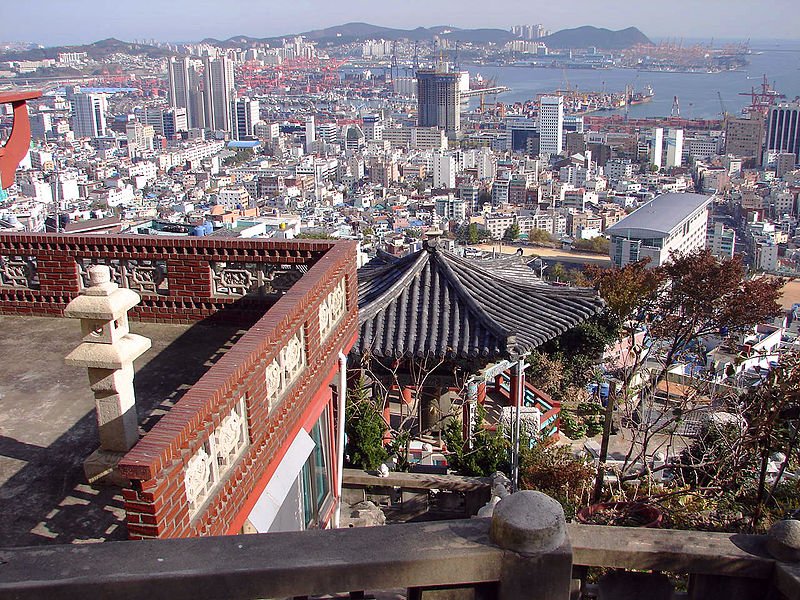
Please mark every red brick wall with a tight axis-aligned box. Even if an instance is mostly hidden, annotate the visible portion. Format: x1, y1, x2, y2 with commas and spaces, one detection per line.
0, 233, 334, 323
118, 241, 359, 539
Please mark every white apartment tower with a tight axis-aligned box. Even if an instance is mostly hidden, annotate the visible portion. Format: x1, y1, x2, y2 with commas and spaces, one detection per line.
203, 55, 235, 132
539, 96, 563, 155
665, 129, 684, 168
305, 116, 316, 153
71, 93, 108, 138
433, 153, 456, 189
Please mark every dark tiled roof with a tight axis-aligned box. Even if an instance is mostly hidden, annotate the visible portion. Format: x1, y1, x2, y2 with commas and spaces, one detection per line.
355, 244, 605, 359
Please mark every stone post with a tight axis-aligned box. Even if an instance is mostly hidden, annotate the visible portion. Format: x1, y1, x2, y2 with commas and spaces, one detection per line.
64, 265, 151, 484
490, 491, 573, 600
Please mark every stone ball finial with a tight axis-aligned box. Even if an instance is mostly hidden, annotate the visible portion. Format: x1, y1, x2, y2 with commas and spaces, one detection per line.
490, 490, 566, 556
88, 265, 111, 287
767, 519, 800, 562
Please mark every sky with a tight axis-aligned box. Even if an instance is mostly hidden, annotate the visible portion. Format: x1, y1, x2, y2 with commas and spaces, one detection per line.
1, 0, 798, 46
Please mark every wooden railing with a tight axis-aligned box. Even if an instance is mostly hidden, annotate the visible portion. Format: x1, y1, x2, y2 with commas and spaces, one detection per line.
1, 491, 799, 600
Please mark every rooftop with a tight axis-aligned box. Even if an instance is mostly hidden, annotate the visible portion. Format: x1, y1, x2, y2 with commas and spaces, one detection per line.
0, 315, 245, 546
355, 243, 604, 359
606, 192, 712, 237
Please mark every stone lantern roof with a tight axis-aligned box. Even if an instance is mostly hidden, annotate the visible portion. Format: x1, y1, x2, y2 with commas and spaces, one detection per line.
64, 266, 151, 370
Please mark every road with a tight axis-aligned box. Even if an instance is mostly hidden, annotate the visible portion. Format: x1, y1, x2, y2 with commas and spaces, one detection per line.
475, 244, 612, 267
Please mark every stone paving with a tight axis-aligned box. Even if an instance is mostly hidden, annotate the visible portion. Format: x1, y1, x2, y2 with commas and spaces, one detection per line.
0, 315, 245, 546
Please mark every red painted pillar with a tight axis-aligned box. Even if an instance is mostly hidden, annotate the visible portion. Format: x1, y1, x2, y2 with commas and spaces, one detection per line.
477, 382, 487, 405
510, 371, 520, 408
401, 386, 413, 406
382, 397, 392, 445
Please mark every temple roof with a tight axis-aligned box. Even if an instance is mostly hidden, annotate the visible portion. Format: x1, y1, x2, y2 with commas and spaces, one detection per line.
355, 240, 605, 360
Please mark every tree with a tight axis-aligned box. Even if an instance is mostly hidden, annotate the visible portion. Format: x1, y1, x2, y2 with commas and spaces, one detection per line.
502, 222, 520, 242
529, 228, 553, 245
549, 262, 568, 282
345, 377, 388, 471
585, 250, 784, 503
456, 222, 490, 245
443, 405, 510, 477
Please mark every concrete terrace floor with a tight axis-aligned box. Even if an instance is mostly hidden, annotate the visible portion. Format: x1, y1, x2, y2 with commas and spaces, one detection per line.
0, 315, 246, 547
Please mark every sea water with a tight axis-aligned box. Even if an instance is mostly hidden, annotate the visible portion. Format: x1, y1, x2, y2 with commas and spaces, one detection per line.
464, 39, 800, 120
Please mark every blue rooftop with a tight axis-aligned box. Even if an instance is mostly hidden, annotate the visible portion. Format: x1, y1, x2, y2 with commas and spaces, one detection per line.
227, 141, 261, 149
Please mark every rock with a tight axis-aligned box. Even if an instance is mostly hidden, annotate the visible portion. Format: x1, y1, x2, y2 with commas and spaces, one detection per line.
767, 519, 800, 562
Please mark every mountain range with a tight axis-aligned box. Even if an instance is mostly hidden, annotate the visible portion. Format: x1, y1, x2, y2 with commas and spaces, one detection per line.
0, 24, 653, 61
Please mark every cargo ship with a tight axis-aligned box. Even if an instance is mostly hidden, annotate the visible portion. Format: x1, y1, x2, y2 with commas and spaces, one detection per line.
628, 84, 655, 105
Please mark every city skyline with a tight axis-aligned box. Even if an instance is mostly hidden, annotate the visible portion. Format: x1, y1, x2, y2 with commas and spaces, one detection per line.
1, 0, 798, 46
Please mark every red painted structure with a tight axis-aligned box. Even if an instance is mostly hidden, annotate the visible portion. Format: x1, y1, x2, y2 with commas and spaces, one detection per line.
0, 233, 359, 538
0, 90, 42, 189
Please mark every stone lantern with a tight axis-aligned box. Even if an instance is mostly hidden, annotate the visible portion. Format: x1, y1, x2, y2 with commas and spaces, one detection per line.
65, 265, 151, 483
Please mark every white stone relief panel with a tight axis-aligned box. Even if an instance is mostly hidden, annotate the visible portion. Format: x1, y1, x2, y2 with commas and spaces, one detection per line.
282, 330, 306, 387
185, 396, 250, 519
262, 329, 307, 414
318, 278, 347, 341
264, 358, 282, 407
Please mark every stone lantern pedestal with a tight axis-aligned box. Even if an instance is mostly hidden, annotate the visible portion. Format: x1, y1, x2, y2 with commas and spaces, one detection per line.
65, 265, 151, 485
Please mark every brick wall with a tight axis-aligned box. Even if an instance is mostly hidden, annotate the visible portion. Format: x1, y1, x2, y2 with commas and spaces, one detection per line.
118, 241, 359, 539
0, 233, 334, 323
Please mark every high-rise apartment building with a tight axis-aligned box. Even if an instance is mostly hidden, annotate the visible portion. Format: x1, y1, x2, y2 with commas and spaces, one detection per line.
168, 57, 206, 129
168, 57, 191, 118
304, 116, 316, 153
71, 93, 107, 138
230, 97, 260, 140
203, 55, 235, 132
538, 96, 563, 155
416, 69, 461, 139
766, 102, 800, 163
665, 129, 684, 168
724, 114, 765, 161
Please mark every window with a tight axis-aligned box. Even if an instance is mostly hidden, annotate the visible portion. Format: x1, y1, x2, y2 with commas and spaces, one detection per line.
301, 409, 333, 528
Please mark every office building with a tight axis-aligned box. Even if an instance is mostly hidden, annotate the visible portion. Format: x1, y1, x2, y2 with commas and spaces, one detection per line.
126, 122, 155, 156
505, 117, 539, 154
203, 55, 235, 132
538, 96, 563, 155
71, 93, 108, 138
230, 97, 260, 140
766, 102, 800, 163
606, 192, 712, 268
163, 107, 188, 139
416, 69, 461, 139
724, 114, 764, 161
707, 221, 736, 258
362, 114, 383, 143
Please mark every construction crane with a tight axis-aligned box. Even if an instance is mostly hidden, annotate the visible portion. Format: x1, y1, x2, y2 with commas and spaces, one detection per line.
717, 91, 728, 119
671, 95, 681, 118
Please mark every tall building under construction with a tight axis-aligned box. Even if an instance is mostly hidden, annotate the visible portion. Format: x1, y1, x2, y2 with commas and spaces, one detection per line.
416, 69, 461, 140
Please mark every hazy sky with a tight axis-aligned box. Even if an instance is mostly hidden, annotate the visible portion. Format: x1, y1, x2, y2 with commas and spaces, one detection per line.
1, 0, 798, 46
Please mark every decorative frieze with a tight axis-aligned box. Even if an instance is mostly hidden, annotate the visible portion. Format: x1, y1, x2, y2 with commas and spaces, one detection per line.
263, 329, 307, 411
211, 262, 307, 298
0, 254, 39, 289
77, 258, 168, 295
319, 277, 347, 341
185, 396, 249, 518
